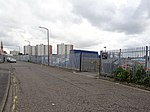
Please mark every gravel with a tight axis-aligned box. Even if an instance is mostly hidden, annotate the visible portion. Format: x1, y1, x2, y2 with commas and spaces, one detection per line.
11, 62, 150, 112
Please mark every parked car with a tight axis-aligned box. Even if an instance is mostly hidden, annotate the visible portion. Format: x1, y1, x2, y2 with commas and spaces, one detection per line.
7, 57, 16, 63
6, 57, 11, 62
9, 58, 16, 63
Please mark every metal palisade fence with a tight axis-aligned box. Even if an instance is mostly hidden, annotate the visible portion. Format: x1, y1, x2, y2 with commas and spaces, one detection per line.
16, 54, 100, 72
15, 46, 150, 76
0, 55, 4, 62
101, 46, 150, 76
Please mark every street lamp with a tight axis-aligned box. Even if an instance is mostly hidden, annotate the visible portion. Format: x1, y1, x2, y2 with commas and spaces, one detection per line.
104, 46, 106, 52
39, 26, 50, 66
25, 40, 30, 45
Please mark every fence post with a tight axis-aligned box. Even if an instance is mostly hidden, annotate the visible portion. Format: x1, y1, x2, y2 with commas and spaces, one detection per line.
145, 46, 148, 70
149, 46, 150, 76
99, 51, 102, 78
118, 49, 121, 66
79, 52, 82, 72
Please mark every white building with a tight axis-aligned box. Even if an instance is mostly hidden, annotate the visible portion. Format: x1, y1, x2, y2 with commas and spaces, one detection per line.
31, 46, 36, 55
24, 45, 31, 55
36, 44, 45, 56
65, 44, 73, 55
57, 43, 73, 56
45, 45, 50, 55
36, 44, 52, 56
24, 44, 52, 56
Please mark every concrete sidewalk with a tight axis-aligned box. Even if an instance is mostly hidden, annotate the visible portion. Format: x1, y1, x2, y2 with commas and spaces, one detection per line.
0, 63, 11, 112
73, 70, 150, 92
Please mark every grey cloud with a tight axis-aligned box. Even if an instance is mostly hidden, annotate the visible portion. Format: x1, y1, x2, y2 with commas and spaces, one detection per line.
22, 0, 82, 25
68, 36, 102, 49
50, 31, 102, 49
0, 30, 20, 48
0, 0, 86, 50
4, 39, 20, 47
123, 40, 144, 48
76, 40, 100, 49
71, 0, 150, 34
0, 26, 21, 47
71, 0, 115, 25
0, 30, 8, 38
109, 19, 147, 34
0, 0, 27, 47
1, 0, 150, 53
134, 0, 150, 18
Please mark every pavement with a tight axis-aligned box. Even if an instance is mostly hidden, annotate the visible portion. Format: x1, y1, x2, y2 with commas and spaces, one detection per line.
0, 63, 11, 112
72, 70, 150, 92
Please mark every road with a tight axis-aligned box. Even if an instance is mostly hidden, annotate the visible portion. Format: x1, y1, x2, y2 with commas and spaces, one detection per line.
10, 62, 150, 112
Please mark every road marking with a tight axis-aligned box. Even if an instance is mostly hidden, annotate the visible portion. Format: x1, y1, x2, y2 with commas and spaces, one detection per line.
11, 96, 17, 112
11, 75, 18, 112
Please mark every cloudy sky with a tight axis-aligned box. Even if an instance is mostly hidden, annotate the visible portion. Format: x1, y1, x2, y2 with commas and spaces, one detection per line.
0, 0, 150, 54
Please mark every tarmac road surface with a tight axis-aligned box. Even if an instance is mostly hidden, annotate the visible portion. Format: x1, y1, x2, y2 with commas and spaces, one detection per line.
11, 62, 150, 112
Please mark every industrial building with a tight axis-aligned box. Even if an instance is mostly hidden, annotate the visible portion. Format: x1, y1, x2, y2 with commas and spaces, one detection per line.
24, 45, 31, 55
24, 44, 52, 56
57, 43, 73, 56
36, 44, 52, 56
31, 46, 36, 55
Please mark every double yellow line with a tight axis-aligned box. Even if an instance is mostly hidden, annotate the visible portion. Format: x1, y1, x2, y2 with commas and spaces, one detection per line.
11, 75, 17, 112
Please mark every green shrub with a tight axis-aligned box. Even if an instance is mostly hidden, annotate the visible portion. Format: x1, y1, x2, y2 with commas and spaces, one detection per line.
113, 67, 129, 81
126, 72, 133, 83
134, 65, 146, 81
143, 77, 150, 86
113, 65, 150, 87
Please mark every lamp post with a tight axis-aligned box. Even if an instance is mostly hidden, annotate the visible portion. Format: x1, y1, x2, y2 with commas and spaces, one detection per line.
25, 40, 30, 45
104, 46, 106, 52
39, 26, 50, 66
